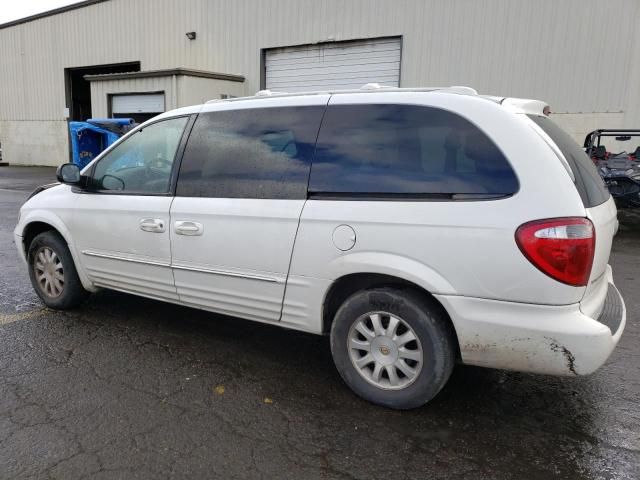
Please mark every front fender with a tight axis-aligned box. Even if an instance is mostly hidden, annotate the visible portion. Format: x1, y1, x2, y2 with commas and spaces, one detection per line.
15, 210, 96, 292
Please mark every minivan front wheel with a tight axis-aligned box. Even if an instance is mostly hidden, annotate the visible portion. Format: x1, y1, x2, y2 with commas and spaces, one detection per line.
330, 287, 456, 409
27, 231, 88, 309
33, 245, 65, 298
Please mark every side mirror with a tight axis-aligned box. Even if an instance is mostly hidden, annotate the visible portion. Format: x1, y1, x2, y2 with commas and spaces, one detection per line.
56, 163, 81, 185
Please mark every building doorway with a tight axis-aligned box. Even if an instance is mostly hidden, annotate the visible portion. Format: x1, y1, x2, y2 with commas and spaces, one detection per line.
65, 62, 141, 121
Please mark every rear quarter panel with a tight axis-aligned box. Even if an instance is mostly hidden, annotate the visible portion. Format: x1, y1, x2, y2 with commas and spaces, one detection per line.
284, 92, 589, 332
581, 197, 618, 317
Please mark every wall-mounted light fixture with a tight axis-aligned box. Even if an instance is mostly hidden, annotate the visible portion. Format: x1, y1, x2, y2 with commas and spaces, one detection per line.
186, 31, 196, 40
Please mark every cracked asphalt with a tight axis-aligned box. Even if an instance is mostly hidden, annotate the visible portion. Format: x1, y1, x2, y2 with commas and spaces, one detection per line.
1, 166, 639, 479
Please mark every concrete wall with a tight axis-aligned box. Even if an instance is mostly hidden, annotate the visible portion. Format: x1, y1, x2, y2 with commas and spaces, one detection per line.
1, 0, 639, 166
552, 113, 626, 149
0, 121, 67, 166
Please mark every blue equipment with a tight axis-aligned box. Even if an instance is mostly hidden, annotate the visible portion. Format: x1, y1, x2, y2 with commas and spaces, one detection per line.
69, 118, 134, 169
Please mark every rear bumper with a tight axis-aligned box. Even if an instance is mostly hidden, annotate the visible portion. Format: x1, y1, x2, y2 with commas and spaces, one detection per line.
435, 268, 625, 376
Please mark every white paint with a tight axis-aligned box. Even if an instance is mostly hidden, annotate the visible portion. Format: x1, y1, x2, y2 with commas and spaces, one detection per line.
13, 88, 625, 380
332, 224, 356, 251
170, 198, 304, 322
13, 184, 96, 291
436, 266, 625, 376
70, 193, 178, 301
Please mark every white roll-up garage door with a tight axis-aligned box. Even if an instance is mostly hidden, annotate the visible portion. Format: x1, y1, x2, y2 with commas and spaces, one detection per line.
265, 37, 401, 92
111, 93, 165, 114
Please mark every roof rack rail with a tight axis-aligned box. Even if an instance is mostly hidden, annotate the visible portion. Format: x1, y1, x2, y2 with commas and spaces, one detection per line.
447, 86, 478, 95
205, 84, 480, 104
255, 89, 283, 97
360, 82, 395, 90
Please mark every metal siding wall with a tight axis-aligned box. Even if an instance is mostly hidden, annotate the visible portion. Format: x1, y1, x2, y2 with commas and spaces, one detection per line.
179, 77, 245, 106
0, 0, 638, 122
623, 4, 640, 127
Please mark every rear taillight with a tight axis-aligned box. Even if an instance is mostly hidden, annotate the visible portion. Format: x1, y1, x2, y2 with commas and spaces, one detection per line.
515, 217, 595, 287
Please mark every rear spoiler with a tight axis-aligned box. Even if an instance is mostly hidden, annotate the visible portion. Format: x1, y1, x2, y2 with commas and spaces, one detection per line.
482, 96, 551, 116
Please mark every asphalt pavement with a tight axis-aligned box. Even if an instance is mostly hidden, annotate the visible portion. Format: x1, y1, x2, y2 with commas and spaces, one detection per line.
0, 166, 638, 479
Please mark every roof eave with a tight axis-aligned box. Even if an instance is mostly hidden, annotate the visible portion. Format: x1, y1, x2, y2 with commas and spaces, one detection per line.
0, 0, 110, 30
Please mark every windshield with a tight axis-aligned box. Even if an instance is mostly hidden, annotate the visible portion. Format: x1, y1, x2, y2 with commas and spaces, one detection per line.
589, 135, 640, 158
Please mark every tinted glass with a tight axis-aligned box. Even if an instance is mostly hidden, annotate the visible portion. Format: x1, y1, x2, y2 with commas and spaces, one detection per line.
309, 104, 518, 196
91, 116, 188, 193
527, 115, 610, 208
177, 106, 325, 199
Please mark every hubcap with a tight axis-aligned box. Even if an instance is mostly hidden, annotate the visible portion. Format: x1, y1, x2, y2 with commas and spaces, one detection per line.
33, 247, 64, 298
347, 312, 423, 390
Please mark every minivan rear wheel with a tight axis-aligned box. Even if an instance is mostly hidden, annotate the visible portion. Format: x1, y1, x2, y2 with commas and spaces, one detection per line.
27, 231, 88, 309
330, 287, 455, 409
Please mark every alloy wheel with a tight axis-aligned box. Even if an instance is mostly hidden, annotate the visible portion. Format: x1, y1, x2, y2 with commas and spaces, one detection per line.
347, 311, 423, 390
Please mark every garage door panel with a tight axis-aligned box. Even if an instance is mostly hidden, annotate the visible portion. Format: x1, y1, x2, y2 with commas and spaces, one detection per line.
266, 45, 402, 64
266, 62, 401, 80
267, 73, 401, 88
268, 79, 400, 93
267, 73, 401, 89
265, 38, 401, 91
267, 48, 401, 69
111, 94, 165, 114
267, 58, 400, 74
268, 67, 400, 82
266, 39, 400, 61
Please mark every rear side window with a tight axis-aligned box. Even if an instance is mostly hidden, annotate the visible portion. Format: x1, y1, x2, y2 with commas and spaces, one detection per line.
177, 106, 325, 199
309, 104, 518, 197
527, 115, 610, 208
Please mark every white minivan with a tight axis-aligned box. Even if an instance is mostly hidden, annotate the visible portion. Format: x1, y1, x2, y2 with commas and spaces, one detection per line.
14, 86, 626, 409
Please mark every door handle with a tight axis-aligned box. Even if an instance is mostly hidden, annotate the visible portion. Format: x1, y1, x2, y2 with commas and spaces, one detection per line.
139, 218, 165, 233
174, 220, 204, 236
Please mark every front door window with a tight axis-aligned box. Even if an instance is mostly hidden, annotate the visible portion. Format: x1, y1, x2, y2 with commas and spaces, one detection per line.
91, 116, 189, 194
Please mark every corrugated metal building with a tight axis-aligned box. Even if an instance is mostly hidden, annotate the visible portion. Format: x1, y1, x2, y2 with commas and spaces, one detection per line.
1, 0, 639, 166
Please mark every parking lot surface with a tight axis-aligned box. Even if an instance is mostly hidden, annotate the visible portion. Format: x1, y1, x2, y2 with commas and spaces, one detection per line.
1, 166, 639, 479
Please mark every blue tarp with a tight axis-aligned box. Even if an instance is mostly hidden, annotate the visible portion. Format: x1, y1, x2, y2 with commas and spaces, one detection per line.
69, 121, 121, 169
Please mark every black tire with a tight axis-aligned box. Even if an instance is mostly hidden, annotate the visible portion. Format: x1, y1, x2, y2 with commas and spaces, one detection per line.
27, 231, 88, 309
330, 287, 456, 409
